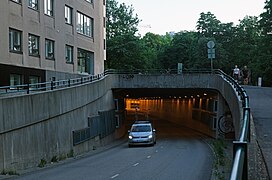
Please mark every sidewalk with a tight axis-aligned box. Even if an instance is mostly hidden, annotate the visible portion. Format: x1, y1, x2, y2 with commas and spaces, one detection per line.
248, 115, 269, 180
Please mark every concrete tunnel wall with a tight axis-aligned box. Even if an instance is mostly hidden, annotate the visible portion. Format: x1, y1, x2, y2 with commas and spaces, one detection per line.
0, 75, 120, 171
0, 73, 242, 172
112, 73, 243, 139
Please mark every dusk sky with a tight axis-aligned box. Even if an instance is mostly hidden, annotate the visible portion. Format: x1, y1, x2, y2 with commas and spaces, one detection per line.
117, 0, 266, 36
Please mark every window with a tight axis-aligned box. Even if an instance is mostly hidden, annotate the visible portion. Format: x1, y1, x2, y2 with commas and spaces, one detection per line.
45, 39, 54, 59
65, 5, 72, 24
76, 12, 93, 37
10, 74, 23, 87
29, 76, 41, 90
28, 0, 38, 10
66, 45, 73, 63
44, 0, 53, 16
10, 0, 21, 3
9, 28, 22, 53
28, 34, 39, 56
77, 48, 94, 74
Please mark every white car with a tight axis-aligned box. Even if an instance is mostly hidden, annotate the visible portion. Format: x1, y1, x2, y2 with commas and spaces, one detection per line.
128, 121, 156, 147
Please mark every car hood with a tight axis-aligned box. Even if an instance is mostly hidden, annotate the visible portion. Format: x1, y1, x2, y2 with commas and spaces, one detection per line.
129, 132, 152, 137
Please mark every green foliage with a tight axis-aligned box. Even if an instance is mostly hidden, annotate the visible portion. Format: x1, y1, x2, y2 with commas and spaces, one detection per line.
106, 0, 272, 86
106, 0, 139, 40
1, 169, 18, 175
67, 149, 74, 158
51, 156, 58, 163
38, 158, 47, 168
196, 12, 221, 38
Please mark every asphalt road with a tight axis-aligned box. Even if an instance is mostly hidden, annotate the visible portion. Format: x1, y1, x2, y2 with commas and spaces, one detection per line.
14, 120, 214, 180
244, 86, 272, 178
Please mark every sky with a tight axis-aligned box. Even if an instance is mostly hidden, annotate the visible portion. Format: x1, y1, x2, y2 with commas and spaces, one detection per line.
117, 0, 266, 36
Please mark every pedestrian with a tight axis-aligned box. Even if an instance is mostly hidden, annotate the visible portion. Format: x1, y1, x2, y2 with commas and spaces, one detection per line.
232, 65, 240, 82
241, 65, 250, 85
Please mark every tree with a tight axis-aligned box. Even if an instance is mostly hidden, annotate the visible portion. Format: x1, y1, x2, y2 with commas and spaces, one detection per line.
106, 0, 140, 40
106, 0, 142, 70
196, 12, 221, 38
257, 0, 272, 85
106, 33, 148, 70
141, 32, 172, 69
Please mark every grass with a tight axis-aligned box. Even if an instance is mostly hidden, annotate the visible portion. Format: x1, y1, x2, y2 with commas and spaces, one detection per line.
212, 139, 230, 180
1, 169, 19, 175
51, 156, 58, 163
38, 158, 47, 168
67, 149, 74, 158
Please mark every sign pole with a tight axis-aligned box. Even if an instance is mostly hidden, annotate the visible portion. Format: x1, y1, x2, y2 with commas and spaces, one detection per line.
207, 41, 215, 72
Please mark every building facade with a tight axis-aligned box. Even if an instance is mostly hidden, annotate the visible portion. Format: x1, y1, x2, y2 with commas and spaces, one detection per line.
0, 0, 106, 86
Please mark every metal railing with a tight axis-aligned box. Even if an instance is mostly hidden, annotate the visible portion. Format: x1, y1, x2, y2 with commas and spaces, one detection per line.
0, 69, 250, 179
214, 69, 250, 180
0, 73, 105, 96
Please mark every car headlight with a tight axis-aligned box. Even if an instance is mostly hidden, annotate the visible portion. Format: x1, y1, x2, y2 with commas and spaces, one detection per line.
148, 135, 153, 139
129, 135, 133, 139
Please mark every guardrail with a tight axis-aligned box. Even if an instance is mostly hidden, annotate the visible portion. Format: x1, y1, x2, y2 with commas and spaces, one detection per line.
215, 69, 250, 180
0, 68, 250, 179
0, 73, 105, 96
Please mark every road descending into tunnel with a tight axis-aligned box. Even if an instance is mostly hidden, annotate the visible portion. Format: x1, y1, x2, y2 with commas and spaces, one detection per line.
17, 115, 214, 180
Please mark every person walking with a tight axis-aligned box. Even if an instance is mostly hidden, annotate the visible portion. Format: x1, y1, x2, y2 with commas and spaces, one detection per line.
232, 65, 240, 82
241, 65, 250, 85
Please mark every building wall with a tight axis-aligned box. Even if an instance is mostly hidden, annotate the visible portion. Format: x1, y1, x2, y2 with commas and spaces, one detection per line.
0, 0, 105, 85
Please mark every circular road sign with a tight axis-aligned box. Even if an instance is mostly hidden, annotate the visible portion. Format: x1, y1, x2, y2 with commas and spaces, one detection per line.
207, 41, 215, 49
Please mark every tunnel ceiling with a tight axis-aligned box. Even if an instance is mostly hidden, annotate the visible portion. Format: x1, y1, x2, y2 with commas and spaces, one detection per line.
113, 88, 218, 99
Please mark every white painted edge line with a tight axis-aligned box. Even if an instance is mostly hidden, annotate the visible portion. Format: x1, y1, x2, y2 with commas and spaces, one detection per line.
110, 174, 119, 179
133, 162, 139, 166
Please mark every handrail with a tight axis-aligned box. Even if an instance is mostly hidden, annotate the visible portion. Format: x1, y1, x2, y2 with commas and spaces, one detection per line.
0, 72, 106, 96
214, 69, 250, 180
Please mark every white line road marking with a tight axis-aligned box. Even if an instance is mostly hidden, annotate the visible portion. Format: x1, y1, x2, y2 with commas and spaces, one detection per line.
133, 163, 139, 166
110, 174, 119, 179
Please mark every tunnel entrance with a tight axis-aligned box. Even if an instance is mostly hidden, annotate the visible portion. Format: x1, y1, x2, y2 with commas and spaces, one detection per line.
113, 88, 235, 139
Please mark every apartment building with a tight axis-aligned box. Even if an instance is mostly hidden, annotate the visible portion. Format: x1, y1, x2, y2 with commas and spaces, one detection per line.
0, 0, 106, 86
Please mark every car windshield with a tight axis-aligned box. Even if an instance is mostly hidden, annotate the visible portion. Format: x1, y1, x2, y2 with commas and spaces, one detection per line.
131, 125, 151, 132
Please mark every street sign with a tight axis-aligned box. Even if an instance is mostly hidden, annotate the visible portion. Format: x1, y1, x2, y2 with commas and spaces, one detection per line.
207, 41, 215, 70
208, 49, 215, 59
207, 41, 215, 49
208, 53, 215, 59
178, 63, 183, 74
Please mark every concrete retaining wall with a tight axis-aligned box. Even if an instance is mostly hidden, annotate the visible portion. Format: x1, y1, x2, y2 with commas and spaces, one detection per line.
0, 75, 119, 171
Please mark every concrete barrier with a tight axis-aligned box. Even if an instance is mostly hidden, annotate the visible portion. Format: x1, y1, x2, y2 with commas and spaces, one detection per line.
0, 75, 118, 171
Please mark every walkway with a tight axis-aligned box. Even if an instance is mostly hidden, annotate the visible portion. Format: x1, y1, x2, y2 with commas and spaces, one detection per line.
244, 86, 272, 178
